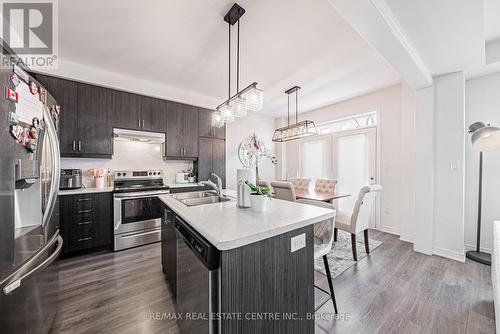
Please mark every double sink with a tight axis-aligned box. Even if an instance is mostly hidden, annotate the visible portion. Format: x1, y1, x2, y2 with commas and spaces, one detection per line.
172, 190, 231, 207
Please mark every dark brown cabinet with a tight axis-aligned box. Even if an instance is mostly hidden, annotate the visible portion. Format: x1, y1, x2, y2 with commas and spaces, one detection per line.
77, 83, 113, 156
141, 96, 168, 133
33, 74, 78, 156
165, 102, 198, 158
112, 90, 141, 130
59, 192, 112, 255
199, 108, 225, 139
198, 137, 226, 187
34, 74, 113, 157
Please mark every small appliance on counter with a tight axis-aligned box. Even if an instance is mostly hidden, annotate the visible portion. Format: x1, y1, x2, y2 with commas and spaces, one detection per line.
59, 169, 83, 190
175, 172, 189, 184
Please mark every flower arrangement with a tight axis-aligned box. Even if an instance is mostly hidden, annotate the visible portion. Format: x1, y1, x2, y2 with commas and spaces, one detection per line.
245, 181, 271, 198
88, 168, 108, 189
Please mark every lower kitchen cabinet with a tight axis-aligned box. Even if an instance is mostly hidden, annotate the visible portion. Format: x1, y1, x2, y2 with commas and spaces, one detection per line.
161, 208, 177, 300
198, 137, 226, 187
59, 192, 112, 255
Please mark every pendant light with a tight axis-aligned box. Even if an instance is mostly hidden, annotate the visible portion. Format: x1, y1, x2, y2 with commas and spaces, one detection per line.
212, 3, 263, 127
272, 86, 318, 142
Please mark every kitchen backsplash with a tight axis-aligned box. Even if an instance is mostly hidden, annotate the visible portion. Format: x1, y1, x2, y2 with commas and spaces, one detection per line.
61, 140, 191, 187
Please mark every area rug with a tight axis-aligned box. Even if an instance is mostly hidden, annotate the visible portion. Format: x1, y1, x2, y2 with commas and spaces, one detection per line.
314, 230, 383, 279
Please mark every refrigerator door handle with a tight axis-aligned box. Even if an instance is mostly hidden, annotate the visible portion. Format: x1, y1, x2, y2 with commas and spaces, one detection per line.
42, 106, 61, 228
0, 233, 62, 295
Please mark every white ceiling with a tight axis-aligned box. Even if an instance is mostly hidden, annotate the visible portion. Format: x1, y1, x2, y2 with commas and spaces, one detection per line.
383, 0, 485, 77
485, 0, 500, 42
57, 0, 400, 117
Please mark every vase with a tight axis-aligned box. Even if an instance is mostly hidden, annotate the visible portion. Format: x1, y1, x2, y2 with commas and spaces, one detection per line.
250, 194, 268, 212
95, 176, 105, 189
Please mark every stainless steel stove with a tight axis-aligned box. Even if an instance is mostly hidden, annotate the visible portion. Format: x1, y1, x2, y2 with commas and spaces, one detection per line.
113, 170, 169, 251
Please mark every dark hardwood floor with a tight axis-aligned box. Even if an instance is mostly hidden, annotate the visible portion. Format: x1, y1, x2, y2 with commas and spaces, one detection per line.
50, 230, 495, 334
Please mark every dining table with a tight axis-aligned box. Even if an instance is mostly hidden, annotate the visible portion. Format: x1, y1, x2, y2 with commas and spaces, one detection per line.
295, 189, 350, 202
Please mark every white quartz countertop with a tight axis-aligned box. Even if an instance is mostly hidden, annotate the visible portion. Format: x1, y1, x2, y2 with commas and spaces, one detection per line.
158, 189, 336, 251
58, 187, 114, 196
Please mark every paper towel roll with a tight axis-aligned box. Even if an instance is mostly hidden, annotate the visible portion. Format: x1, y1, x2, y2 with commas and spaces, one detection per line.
237, 169, 256, 207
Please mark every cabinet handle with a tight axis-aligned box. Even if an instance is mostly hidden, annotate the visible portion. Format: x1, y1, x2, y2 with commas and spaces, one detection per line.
78, 237, 92, 242
72, 140, 76, 151
78, 141, 82, 151
77, 198, 92, 202
77, 221, 92, 226
77, 209, 92, 214
138, 119, 141, 128
142, 119, 145, 128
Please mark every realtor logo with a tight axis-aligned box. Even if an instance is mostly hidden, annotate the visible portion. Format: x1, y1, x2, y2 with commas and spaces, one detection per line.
1, 0, 58, 68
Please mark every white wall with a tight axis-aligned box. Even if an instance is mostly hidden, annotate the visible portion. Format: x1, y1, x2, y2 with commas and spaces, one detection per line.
432, 72, 465, 262
276, 84, 409, 236
61, 140, 190, 187
465, 72, 500, 252
225, 113, 277, 190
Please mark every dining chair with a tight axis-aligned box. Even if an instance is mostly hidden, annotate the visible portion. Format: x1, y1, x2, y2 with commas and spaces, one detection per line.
297, 199, 338, 314
289, 178, 311, 191
334, 185, 382, 261
257, 180, 271, 188
314, 179, 338, 194
270, 181, 296, 202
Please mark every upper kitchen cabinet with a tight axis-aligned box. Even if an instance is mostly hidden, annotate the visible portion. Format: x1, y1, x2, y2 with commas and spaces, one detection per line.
77, 83, 113, 157
33, 74, 78, 156
199, 108, 225, 139
165, 102, 198, 159
198, 137, 226, 187
141, 96, 168, 133
112, 90, 141, 130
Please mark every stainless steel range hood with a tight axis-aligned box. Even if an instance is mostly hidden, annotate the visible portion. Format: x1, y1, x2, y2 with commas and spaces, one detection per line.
113, 128, 165, 144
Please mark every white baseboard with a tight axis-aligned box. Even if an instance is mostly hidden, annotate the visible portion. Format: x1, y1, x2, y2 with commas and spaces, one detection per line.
465, 244, 492, 254
399, 233, 414, 243
379, 225, 400, 236
433, 246, 465, 262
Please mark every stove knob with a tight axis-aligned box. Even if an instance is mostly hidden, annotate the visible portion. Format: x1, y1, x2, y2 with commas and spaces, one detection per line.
149, 172, 152, 176
117, 173, 121, 177
123, 172, 127, 177
153, 172, 157, 175
157, 172, 161, 175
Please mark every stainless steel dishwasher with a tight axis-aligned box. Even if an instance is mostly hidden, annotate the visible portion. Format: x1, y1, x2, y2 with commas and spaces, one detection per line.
175, 216, 220, 334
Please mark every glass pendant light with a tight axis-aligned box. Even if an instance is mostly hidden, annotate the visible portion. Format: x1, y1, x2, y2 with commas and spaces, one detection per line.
272, 86, 318, 142
214, 4, 263, 124
211, 111, 224, 128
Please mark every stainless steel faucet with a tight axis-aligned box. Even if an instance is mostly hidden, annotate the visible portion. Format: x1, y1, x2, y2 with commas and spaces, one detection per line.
200, 173, 223, 197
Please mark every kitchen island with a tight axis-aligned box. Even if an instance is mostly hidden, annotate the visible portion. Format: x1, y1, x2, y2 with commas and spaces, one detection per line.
158, 190, 335, 334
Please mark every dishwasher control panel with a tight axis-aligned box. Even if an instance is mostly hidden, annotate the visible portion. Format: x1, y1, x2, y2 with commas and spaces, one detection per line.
175, 217, 220, 270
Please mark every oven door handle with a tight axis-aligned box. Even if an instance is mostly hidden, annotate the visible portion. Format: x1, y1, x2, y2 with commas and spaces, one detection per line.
114, 192, 169, 200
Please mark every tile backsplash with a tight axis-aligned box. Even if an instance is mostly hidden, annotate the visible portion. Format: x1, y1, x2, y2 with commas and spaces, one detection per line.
61, 140, 191, 187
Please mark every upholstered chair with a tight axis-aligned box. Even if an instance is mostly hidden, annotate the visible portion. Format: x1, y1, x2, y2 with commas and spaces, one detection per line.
297, 199, 338, 314
289, 178, 311, 191
334, 185, 382, 261
270, 181, 296, 202
257, 180, 271, 188
314, 179, 338, 194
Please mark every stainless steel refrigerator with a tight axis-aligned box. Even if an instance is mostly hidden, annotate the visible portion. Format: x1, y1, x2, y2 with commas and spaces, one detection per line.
0, 42, 62, 333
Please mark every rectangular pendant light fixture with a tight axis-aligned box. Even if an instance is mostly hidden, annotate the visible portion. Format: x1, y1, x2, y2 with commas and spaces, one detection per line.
213, 4, 263, 127
272, 86, 318, 142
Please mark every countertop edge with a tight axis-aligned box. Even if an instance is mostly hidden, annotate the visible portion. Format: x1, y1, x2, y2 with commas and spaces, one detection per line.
58, 187, 114, 195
